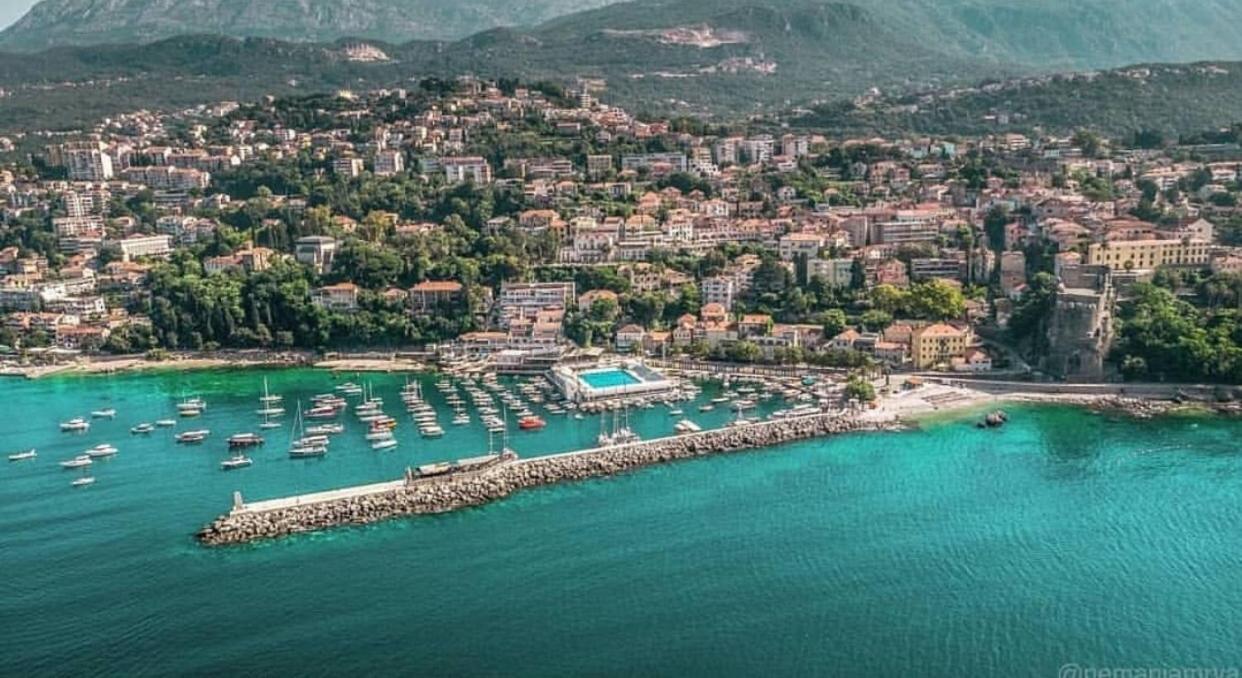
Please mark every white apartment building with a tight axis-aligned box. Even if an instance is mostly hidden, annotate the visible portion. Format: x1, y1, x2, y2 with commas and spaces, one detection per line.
117, 235, 173, 262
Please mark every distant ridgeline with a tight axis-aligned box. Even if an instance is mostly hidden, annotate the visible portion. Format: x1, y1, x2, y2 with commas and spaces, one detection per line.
3, 0, 1242, 132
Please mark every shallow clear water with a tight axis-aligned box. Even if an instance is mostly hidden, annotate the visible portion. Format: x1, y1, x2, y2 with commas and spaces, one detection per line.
2, 369, 1241, 676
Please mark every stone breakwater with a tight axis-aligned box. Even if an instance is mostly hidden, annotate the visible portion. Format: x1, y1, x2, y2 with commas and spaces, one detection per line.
197, 414, 893, 546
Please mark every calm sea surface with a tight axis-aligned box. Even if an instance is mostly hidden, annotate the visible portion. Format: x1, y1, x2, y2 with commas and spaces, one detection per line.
2, 369, 1240, 676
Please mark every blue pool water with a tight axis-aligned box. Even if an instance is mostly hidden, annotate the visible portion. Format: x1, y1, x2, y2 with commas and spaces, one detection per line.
579, 368, 642, 389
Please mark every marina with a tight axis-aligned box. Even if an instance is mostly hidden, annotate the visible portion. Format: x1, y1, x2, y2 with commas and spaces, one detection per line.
3, 366, 841, 506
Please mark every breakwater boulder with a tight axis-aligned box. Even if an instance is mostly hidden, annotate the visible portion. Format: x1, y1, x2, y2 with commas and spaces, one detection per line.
196, 414, 898, 547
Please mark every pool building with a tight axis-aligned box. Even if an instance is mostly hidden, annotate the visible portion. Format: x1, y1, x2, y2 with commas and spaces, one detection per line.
550, 361, 678, 403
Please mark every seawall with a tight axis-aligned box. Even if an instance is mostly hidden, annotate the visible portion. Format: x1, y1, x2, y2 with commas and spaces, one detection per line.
196, 413, 893, 546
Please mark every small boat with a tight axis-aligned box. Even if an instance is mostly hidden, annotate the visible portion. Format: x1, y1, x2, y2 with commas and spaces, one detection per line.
698, 404, 715, 413
419, 425, 445, 438
259, 377, 282, 405
289, 444, 327, 458
60, 455, 93, 469
220, 455, 253, 470
227, 433, 264, 449
674, 419, 703, 434
71, 476, 96, 487
175, 430, 210, 444
155, 419, 177, 427
668, 408, 684, 416
306, 423, 344, 435
255, 406, 285, 417
518, 416, 546, 431
131, 423, 155, 434
91, 408, 117, 419
7, 449, 37, 462
86, 444, 118, 458
260, 421, 281, 430
60, 418, 90, 432
371, 438, 398, 450
365, 430, 394, 442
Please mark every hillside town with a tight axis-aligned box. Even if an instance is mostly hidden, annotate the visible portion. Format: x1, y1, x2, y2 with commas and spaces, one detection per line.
2, 76, 1241, 383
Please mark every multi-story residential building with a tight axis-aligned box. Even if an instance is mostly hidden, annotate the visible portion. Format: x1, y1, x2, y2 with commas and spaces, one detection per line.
409, 280, 465, 315
120, 166, 210, 190
620, 153, 688, 174
911, 323, 969, 369
441, 157, 492, 184
64, 144, 114, 181
116, 235, 173, 262
806, 258, 855, 287
910, 258, 965, 282
312, 282, 360, 312
496, 282, 575, 327
778, 232, 826, 261
876, 220, 940, 245
294, 236, 337, 274
333, 156, 364, 178
374, 150, 404, 176
1084, 239, 1212, 270
700, 275, 736, 310
586, 154, 613, 179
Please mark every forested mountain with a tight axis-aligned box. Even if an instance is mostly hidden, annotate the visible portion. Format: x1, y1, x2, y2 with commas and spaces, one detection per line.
788, 63, 1242, 138
3, 0, 1242, 132
6, 0, 1242, 71
0, 0, 617, 50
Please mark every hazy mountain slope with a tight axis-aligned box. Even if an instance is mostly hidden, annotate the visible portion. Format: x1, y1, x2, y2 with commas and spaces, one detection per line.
3, 0, 1242, 132
5, 0, 1242, 71
0, 0, 619, 50
789, 62, 1242, 137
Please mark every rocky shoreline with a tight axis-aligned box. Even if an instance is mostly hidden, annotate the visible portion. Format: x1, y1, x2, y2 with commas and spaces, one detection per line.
197, 414, 898, 546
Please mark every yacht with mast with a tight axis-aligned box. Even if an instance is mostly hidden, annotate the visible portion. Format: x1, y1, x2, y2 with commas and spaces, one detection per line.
256, 377, 285, 418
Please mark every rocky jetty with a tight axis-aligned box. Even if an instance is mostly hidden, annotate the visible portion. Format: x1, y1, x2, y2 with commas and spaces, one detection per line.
1088, 396, 1176, 419
197, 414, 894, 546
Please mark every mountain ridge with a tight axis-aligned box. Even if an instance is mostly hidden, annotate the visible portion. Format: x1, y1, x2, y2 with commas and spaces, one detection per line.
0, 0, 619, 50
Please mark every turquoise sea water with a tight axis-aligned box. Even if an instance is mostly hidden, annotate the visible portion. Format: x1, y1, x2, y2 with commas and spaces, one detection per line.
3, 369, 1242, 676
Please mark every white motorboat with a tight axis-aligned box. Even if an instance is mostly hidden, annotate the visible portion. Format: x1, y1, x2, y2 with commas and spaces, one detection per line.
674, 419, 703, 434
71, 476, 96, 487
60, 418, 90, 432
155, 419, 177, 427
306, 423, 344, 435
86, 444, 118, 458
60, 455, 93, 469
91, 408, 117, 419
371, 438, 398, 450
175, 430, 210, 444
365, 430, 394, 442
131, 423, 155, 434
7, 449, 37, 462
220, 455, 253, 470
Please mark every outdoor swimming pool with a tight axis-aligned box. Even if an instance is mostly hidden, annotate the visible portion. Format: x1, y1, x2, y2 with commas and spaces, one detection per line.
579, 369, 642, 390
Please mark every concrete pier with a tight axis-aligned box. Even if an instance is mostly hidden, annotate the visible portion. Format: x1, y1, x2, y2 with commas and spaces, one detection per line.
196, 413, 897, 546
